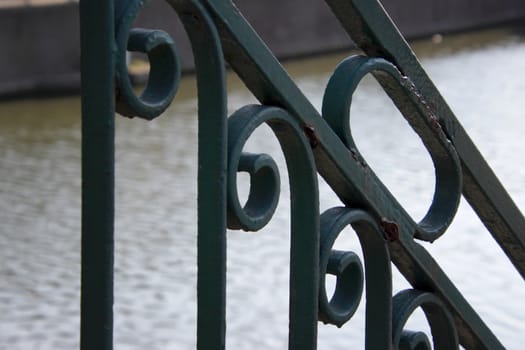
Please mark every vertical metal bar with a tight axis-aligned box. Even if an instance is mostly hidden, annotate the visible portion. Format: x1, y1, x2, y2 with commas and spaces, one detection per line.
184, 9, 228, 350
79, 0, 115, 349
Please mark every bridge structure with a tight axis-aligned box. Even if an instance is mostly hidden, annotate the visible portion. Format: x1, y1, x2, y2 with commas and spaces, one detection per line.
52, 0, 525, 349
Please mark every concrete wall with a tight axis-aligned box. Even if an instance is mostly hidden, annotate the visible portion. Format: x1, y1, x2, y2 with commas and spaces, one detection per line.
0, 3, 80, 97
135, 0, 525, 63
1, 0, 525, 97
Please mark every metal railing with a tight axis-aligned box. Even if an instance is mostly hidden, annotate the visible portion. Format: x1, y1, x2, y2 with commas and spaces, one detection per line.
80, 0, 525, 349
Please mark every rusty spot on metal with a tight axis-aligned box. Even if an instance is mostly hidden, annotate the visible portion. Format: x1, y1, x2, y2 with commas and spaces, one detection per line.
380, 218, 399, 241
429, 115, 441, 130
350, 148, 367, 168
350, 148, 359, 161
303, 124, 320, 148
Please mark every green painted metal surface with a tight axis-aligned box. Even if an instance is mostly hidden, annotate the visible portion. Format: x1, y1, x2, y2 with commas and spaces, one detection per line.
79, 0, 525, 349
79, 1, 115, 349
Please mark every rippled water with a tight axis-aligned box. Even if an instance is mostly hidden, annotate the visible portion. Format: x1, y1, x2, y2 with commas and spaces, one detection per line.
1, 27, 525, 349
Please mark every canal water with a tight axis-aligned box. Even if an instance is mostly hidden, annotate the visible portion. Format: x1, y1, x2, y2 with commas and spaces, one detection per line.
1, 27, 524, 349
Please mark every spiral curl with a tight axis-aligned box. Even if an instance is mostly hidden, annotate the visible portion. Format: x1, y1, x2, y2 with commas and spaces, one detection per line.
226, 104, 320, 346
226, 152, 280, 231
392, 289, 459, 350
115, 0, 181, 119
319, 207, 393, 348
226, 105, 318, 233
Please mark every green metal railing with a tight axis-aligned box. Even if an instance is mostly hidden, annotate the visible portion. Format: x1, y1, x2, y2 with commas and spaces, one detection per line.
80, 0, 525, 349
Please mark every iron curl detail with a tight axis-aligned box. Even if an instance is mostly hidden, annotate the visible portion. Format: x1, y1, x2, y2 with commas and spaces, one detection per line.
226, 104, 320, 347
226, 104, 318, 233
226, 150, 281, 231
392, 289, 459, 350
319, 207, 392, 348
115, 0, 181, 119
322, 55, 462, 242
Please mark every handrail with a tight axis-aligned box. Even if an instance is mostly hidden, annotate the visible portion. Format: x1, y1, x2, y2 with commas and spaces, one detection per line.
79, 0, 525, 349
